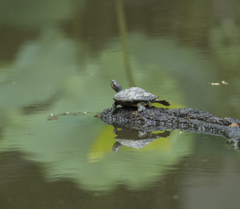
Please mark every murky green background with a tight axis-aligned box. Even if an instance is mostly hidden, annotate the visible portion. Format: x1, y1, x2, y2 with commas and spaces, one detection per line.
1, 0, 240, 208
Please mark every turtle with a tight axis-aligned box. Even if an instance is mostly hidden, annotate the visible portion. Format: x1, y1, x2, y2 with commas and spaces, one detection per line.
110, 80, 170, 114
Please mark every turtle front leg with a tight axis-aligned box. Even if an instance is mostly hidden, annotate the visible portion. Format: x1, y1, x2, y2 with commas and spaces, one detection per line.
147, 101, 151, 108
112, 101, 118, 114
137, 102, 146, 112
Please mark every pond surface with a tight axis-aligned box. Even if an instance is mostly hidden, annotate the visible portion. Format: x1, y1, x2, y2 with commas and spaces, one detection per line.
1, 0, 240, 208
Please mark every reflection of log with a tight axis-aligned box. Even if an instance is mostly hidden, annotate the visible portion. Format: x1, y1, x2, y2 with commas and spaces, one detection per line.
96, 107, 240, 139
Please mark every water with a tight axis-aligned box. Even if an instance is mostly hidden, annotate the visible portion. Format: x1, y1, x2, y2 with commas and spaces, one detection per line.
0, 0, 240, 208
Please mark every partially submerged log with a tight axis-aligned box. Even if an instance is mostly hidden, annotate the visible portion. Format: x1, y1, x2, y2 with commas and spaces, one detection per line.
96, 107, 240, 139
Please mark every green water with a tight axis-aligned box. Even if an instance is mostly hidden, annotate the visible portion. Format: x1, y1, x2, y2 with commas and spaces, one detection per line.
0, 0, 240, 208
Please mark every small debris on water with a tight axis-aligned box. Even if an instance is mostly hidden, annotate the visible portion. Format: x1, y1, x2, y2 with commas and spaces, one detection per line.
61, 112, 72, 115
211, 83, 220, 85
210, 81, 228, 85
48, 116, 58, 120
221, 81, 228, 85
48, 113, 58, 120
229, 122, 239, 127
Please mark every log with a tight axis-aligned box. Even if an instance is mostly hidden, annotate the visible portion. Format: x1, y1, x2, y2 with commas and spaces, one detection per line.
96, 107, 240, 139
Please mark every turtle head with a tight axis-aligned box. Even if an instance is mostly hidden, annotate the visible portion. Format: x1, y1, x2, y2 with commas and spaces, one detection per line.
112, 141, 123, 152
110, 80, 122, 93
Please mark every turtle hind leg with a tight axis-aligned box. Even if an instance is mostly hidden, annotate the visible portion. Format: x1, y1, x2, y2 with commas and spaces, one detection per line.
137, 102, 146, 112
112, 101, 118, 114
155, 99, 170, 106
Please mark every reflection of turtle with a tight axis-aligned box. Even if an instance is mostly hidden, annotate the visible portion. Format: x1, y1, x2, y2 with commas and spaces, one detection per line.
112, 126, 170, 152
110, 80, 170, 114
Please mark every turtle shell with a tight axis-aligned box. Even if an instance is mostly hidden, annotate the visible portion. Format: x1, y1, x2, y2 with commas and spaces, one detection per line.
115, 138, 156, 149
113, 87, 158, 102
